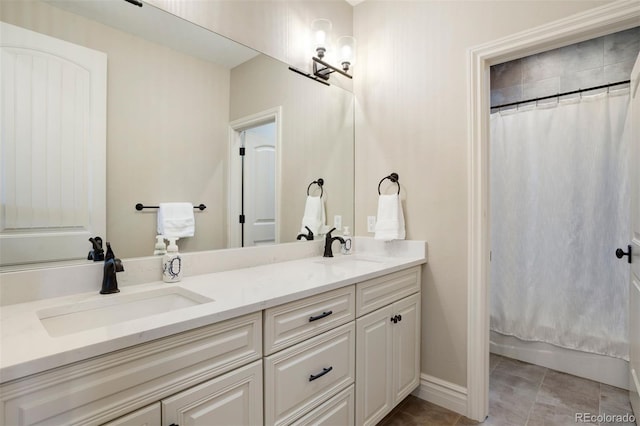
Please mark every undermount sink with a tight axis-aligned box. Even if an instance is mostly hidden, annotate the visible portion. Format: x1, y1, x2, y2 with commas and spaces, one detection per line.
37, 287, 213, 337
314, 256, 383, 266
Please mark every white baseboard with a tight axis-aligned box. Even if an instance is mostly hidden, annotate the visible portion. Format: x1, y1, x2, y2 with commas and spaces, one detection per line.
412, 373, 468, 416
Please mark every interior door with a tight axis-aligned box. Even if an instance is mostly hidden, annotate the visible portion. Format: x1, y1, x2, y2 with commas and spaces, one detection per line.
0, 22, 106, 266
628, 51, 640, 417
243, 122, 276, 246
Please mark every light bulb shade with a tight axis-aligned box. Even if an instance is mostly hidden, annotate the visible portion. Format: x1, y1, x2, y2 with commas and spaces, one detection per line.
337, 36, 356, 69
312, 19, 332, 53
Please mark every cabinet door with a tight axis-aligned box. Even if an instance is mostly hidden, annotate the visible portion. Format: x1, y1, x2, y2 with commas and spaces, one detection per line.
162, 360, 262, 426
355, 305, 393, 426
101, 403, 160, 426
392, 293, 421, 404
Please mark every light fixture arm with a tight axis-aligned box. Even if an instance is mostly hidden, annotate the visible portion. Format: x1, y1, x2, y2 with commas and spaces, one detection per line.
312, 56, 353, 80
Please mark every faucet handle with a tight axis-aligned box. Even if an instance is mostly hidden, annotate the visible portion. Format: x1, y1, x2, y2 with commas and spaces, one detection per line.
326, 227, 336, 237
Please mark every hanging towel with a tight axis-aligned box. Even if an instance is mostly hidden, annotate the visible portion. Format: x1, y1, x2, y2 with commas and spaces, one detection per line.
157, 202, 195, 238
300, 196, 327, 236
374, 194, 405, 241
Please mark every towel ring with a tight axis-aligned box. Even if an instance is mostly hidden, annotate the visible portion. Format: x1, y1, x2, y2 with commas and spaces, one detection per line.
378, 173, 400, 195
307, 178, 324, 197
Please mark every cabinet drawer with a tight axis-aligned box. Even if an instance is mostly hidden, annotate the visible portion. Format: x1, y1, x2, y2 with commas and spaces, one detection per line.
1, 312, 262, 426
101, 402, 160, 426
290, 384, 354, 426
356, 267, 421, 316
264, 286, 355, 355
264, 322, 355, 426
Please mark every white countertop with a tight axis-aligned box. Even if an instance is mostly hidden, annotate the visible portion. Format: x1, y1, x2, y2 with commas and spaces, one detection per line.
0, 241, 426, 383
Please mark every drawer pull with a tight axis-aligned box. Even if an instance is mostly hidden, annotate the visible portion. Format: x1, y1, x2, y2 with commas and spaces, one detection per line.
309, 366, 333, 381
309, 310, 333, 322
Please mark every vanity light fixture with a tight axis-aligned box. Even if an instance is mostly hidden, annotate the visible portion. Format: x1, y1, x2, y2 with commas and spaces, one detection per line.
311, 19, 355, 80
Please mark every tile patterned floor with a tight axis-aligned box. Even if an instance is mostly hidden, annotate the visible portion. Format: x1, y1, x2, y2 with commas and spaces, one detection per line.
379, 354, 636, 426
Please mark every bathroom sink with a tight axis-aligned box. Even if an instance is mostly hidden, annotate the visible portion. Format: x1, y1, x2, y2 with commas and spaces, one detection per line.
37, 287, 213, 337
313, 256, 383, 266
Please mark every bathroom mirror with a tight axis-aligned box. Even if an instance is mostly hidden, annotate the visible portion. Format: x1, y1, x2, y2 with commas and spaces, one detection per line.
0, 0, 354, 264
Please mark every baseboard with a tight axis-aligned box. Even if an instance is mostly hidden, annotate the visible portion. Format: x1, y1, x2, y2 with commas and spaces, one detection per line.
412, 373, 468, 416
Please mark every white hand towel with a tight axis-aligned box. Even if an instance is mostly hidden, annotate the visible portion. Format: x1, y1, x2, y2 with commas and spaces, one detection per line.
300, 195, 327, 236
157, 202, 195, 238
374, 194, 406, 241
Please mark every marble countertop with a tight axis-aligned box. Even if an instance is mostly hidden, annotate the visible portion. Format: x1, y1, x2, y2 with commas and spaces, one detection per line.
0, 243, 426, 384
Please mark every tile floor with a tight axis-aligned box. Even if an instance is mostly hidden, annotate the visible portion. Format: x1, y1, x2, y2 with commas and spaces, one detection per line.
379, 353, 636, 426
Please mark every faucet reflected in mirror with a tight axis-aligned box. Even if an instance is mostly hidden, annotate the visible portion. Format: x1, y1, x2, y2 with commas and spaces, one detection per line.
297, 226, 315, 241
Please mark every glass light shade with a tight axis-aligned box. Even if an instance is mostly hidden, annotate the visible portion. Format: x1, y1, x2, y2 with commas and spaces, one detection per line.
337, 36, 356, 69
312, 19, 332, 53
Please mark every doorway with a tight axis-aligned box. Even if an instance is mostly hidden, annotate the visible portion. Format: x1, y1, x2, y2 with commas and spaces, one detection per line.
228, 107, 282, 248
466, 2, 640, 422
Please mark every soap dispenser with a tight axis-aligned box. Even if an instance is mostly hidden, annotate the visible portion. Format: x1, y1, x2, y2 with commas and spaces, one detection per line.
162, 237, 182, 283
341, 226, 352, 255
154, 235, 167, 255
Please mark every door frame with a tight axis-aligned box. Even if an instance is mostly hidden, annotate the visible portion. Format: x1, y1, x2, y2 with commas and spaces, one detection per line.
228, 107, 282, 248
466, 1, 640, 421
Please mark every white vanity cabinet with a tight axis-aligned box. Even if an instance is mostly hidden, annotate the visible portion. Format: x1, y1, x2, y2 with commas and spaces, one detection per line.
263, 286, 356, 426
355, 267, 421, 426
0, 312, 262, 426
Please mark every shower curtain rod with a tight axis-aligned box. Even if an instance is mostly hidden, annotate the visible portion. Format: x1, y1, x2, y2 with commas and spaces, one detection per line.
491, 79, 630, 110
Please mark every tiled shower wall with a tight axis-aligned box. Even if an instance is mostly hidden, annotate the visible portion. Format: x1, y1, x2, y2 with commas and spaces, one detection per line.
490, 26, 640, 108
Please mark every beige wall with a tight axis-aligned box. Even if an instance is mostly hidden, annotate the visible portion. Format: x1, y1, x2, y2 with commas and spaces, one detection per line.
1, 0, 230, 258
352, 0, 612, 387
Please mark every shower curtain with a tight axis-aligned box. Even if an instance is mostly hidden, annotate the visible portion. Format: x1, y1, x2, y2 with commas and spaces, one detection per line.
490, 89, 631, 360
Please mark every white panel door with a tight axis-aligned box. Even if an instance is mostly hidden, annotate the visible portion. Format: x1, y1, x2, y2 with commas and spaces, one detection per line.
629, 52, 640, 417
162, 360, 263, 426
392, 293, 421, 404
0, 22, 106, 266
243, 122, 276, 246
355, 305, 394, 426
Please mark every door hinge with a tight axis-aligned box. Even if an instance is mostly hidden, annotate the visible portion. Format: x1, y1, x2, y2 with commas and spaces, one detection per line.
239, 214, 245, 224
239, 147, 245, 156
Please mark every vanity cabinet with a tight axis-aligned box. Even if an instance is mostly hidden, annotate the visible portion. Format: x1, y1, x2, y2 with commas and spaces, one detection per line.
1, 264, 422, 426
0, 312, 262, 426
263, 286, 356, 426
355, 268, 421, 426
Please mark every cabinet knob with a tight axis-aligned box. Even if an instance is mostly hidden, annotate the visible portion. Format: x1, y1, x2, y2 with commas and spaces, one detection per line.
397, 314, 402, 322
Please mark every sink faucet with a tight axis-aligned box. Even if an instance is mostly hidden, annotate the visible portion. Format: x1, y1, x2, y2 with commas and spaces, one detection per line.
100, 242, 124, 294
323, 227, 345, 258
87, 236, 104, 261
297, 226, 314, 241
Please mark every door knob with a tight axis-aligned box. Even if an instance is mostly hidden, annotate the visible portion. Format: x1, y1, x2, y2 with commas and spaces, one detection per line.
616, 245, 632, 264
